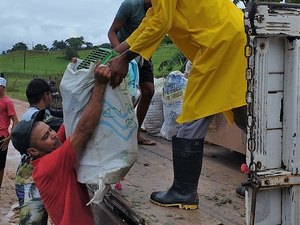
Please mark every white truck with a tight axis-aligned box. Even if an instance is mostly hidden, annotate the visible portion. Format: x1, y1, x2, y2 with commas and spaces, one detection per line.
244, 1, 300, 224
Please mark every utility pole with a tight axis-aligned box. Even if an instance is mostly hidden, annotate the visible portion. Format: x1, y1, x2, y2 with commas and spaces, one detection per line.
23, 49, 27, 70
23, 43, 28, 70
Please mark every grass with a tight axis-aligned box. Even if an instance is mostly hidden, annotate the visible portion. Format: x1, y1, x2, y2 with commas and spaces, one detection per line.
152, 44, 181, 77
0, 44, 179, 101
0, 49, 93, 75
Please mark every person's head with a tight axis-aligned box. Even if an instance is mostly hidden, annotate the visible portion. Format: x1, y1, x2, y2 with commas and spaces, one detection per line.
26, 78, 52, 108
0, 77, 7, 97
11, 110, 62, 158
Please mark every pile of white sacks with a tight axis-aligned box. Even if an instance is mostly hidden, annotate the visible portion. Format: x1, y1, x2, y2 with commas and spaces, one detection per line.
143, 70, 188, 141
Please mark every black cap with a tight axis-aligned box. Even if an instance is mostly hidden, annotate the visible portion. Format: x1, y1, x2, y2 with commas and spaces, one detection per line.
11, 109, 45, 155
26, 79, 50, 98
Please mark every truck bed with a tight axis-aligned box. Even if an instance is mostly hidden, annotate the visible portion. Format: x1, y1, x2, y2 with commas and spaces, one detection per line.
101, 134, 246, 225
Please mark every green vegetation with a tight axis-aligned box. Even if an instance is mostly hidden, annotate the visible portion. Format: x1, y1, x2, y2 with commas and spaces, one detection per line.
0, 49, 92, 74
0, 44, 179, 101
152, 44, 182, 77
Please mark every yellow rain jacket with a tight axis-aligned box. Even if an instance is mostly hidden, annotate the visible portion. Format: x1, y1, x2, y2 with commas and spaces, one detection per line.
127, 0, 247, 124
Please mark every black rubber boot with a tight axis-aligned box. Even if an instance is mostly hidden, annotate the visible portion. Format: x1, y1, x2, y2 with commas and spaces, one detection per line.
150, 136, 204, 209
236, 185, 246, 198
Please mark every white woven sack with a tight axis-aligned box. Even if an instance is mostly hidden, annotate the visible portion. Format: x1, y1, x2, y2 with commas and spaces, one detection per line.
60, 61, 138, 203
143, 78, 165, 136
161, 71, 187, 140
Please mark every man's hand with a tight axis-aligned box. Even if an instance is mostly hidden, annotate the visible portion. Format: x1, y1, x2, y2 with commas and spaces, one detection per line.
94, 64, 111, 85
107, 54, 129, 89
107, 50, 138, 89
0, 136, 10, 151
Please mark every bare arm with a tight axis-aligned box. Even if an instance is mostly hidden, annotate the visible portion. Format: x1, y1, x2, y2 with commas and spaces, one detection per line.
69, 64, 110, 155
108, 19, 124, 49
11, 115, 19, 134
108, 19, 131, 53
1, 114, 19, 151
113, 41, 130, 54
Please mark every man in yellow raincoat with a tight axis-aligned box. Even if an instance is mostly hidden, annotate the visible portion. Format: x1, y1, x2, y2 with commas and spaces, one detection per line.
108, 0, 247, 209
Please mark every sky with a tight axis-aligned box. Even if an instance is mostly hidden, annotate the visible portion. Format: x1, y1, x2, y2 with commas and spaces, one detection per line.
0, 0, 246, 53
0, 0, 123, 52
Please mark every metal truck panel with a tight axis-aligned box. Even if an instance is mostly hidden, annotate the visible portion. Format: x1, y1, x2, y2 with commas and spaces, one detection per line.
283, 39, 300, 172
245, 31, 300, 225
245, 2, 300, 37
246, 189, 282, 224
248, 37, 283, 170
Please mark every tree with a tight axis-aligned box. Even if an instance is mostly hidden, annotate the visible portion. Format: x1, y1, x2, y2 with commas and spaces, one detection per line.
65, 47, 79, 60
33, 44, 49, 51
84, 42, 93, 49
99, 43, 111, 49
52, 40, 67, 50
65, 36, 84, 50
11, 42, 28, 51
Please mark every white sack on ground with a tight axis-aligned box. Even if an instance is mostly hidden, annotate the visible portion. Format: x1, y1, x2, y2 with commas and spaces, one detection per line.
60, 61, 138, 203
161, 71, 187, 140
143, 78, 165, 136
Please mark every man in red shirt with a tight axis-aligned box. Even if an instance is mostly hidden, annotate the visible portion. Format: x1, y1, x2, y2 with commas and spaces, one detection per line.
11, 64, 111, 225
0, 76, 19, 188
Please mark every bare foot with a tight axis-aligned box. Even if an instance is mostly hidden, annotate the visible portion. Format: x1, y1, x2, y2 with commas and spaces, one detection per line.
138, 137, 156, 146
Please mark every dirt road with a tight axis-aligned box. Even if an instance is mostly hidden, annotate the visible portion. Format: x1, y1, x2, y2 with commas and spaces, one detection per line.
0, 99, 246, 225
